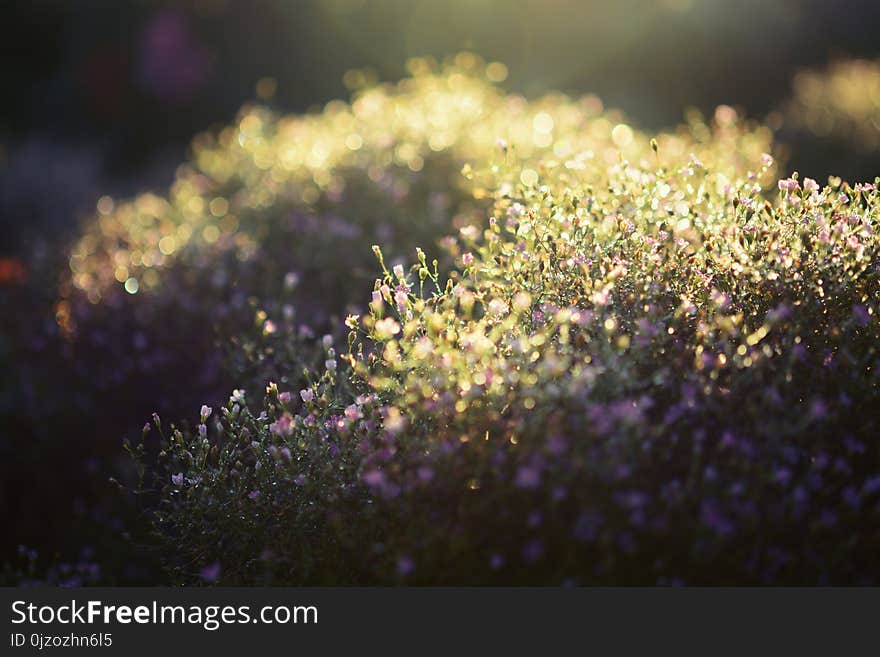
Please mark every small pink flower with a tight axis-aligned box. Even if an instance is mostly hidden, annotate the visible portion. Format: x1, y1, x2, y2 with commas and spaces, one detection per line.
778, 177, 799, 192
300, 389, 315, 403
270, 415, 292, 436
462, 252, 474, 266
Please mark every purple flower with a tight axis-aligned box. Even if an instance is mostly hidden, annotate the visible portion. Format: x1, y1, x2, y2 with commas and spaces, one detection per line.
200, 562, 221, 583
396, 556, 415, 577
514, 465, 541, 490
778, 177, 799, 192
507, 203, 525, 220
700, 499, 734, 536
363, 469, 386, 487
552, 486, 568, 502
864, 476, 880, 497
852, 304, 871, 327
774, 468, 792, 486
171, 473, 184, 487
809, 399, 828, 420
300, 389, 315, 403
547, 435, 568, 456
843, 487, 860, 509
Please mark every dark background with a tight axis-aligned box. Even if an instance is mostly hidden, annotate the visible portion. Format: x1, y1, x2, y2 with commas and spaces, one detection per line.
3, 0, 880, 255
1, 0, 879, 583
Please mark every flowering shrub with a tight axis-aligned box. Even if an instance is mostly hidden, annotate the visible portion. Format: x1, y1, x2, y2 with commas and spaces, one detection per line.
60, 55, 772, 395
351, 166, 880, 584
13, 53, 774, 583
122, 59, 879, 584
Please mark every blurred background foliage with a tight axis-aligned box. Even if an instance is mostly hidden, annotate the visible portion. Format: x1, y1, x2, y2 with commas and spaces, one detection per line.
4, 0, 880, 255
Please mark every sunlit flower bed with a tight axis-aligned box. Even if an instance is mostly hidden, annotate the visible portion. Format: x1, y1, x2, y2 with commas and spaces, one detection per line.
61, 55, 772, 395
64, 56, 880, 585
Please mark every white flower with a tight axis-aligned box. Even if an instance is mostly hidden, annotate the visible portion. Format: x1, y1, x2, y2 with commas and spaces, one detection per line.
374, 317, 401, 339
488, 299, 509, 316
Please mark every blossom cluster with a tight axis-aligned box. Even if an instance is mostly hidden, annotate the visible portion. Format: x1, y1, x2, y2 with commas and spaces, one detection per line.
54, 54, 775, 447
